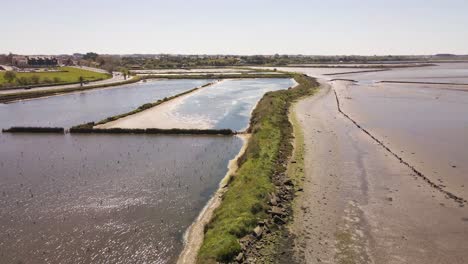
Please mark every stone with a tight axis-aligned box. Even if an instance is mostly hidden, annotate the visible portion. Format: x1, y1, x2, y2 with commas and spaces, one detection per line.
253, 226, 263, 238
269, 206, 286, 216
274, 215, 286, 225
283, 179, 294, 186
235, 252, 244, 262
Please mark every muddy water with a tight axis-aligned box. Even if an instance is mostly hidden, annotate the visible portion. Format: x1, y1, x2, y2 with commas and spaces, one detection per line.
334, 80, 468, 199
0, 79, 212, 129
0, 133, 243, 264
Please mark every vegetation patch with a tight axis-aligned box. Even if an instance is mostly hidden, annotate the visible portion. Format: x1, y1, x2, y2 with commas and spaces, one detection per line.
0, 76, 141, 103
2, 126, 65, 133
0, 67, 111, 88
196, 74, 318, 263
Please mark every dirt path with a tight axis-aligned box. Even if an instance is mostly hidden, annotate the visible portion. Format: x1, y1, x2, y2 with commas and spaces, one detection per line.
290, 82, 468, 264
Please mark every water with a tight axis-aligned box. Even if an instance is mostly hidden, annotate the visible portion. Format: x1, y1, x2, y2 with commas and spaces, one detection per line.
341, 63, 468, 84
277, 63, 468, 202
0, 79, 212, 129
0, 133, 243, 263
104, 78, 295, 131
175, 78, 295, 130
334, 80, 468, 200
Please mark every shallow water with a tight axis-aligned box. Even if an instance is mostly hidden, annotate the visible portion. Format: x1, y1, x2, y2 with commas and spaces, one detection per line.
101, 78, 295, 131
0, 79, 212, 129
0, 133, 243, 264
335, 81, 468, 199
342, 63, 468, 84
175, 78, 295, 130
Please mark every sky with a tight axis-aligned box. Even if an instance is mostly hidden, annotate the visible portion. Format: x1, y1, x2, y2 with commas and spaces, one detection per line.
2, 0, 468, 55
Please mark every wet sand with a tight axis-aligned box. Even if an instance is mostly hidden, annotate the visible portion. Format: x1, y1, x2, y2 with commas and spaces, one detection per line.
333, 80, 468, 200
291, 83, 468, 263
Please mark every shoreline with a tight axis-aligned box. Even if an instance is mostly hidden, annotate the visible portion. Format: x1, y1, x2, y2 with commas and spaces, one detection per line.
177, 134, 250, 264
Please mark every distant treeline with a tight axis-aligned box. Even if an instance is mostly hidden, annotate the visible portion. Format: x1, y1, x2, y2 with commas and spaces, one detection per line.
117, 54, 434, 69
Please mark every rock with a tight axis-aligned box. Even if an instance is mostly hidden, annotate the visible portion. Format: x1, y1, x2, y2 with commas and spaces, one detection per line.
253, 226, 263, 238
239, 235, 254, 248
274, 215, 286, 225
270, 197, 278, 206
269, 206, 286, 216
283, 179, 294, 186
235, 252, 244, 262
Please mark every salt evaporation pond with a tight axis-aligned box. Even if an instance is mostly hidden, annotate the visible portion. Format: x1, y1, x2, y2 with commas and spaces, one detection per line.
334, 80, 468, 200
101, 78, 295, 131
0, 133, 243, 263
0, 79, 213, 129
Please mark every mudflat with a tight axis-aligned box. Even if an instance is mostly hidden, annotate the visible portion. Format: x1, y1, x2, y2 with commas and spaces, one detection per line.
291, 83, 468, 264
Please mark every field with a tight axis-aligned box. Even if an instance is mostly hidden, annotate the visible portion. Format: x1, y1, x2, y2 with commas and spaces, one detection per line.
0, 66, 111, 87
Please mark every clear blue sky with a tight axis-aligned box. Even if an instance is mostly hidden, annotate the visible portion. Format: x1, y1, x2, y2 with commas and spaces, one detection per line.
2, 0, 468, 55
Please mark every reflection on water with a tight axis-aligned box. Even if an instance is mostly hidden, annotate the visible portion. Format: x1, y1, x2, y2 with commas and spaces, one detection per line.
169, 78, 295, 131
338, 63, 468, 84
0, 79, 212, 129
0, 133, 243, 263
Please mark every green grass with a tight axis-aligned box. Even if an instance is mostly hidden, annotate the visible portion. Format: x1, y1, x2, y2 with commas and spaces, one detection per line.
0, 66, 111, 87
0, 76, 140, 103
197, 74, 318, 263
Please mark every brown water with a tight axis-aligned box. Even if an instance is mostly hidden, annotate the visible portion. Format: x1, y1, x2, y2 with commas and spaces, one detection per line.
0, 133, 243, 264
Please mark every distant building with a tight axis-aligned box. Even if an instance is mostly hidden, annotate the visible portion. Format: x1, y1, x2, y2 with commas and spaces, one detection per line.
26, 56, 58, 67
12, 56, 28, 67
12, 56, 58, 67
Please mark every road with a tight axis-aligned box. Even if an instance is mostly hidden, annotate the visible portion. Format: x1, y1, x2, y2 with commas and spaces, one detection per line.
290, 82, 468, 264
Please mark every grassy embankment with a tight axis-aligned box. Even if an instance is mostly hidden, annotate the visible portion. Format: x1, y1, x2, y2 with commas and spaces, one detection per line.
0, 73, 292, 103
0, 67, 111, 88
197, 74, 318, 263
